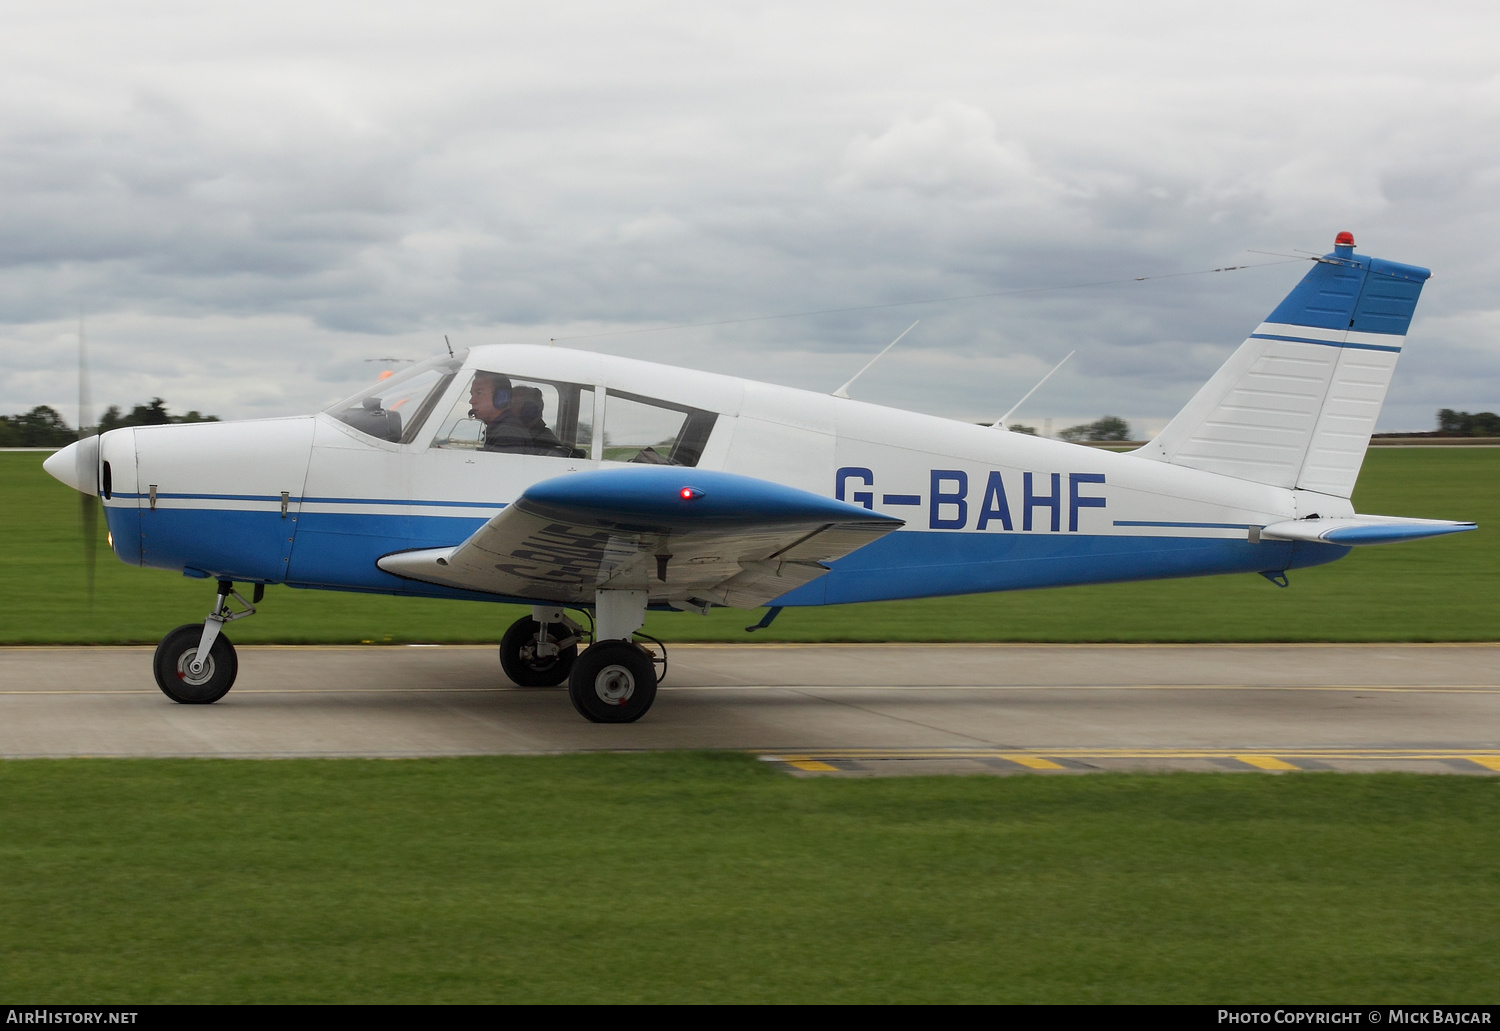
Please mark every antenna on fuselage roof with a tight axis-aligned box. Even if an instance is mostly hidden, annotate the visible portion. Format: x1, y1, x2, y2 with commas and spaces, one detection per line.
832, 321, 919, 399
445, 335, 453, 357
994, 350, 1074, 430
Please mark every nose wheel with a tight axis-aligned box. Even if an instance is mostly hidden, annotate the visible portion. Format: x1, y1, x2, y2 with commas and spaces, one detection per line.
153, 623, 238, 704
152, 579, 258, 704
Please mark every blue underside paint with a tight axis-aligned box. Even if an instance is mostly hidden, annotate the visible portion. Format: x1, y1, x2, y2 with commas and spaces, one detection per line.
772, 527, 1347, 605
115, 504, 1351, 607
1265, 251, 1430, 336
104, 505, 142, 566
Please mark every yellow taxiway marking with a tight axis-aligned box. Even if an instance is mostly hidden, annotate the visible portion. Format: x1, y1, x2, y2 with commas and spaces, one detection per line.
785, 759, 840, 773
763, 748, 1500, 765
706, 684, 1500, 694
999, 753, 1066, 770
1235, 755, 1301, 771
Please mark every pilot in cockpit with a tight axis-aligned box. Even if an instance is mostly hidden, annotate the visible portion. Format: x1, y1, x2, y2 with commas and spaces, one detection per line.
468, 372, 532, 452
469, 373, 580, 456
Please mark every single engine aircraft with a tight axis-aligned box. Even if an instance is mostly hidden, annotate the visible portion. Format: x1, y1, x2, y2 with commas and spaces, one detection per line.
44, 232, 1476, 722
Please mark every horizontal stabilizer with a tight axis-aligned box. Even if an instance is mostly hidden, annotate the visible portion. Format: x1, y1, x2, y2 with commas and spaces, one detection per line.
378, 467, 903, 609
1261, 515, 1475, 547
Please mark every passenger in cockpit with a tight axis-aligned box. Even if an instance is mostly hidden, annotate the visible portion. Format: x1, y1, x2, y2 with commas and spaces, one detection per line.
512, 386, 561, 450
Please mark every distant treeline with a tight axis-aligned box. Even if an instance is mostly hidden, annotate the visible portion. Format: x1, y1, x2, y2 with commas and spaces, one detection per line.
0, 399, 218, 447
1373, 410, 1500, 439
1435, 409, 1500, 437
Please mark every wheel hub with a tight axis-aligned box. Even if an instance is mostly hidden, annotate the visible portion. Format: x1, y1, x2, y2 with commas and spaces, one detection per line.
593, 664, 636, 705
175, 649, 215, 687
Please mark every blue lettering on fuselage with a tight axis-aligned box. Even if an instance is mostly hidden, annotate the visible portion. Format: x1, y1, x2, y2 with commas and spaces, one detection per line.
834, 466, 1106, 532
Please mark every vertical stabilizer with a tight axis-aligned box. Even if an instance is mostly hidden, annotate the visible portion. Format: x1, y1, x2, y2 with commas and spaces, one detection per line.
1138, 233, 1430, 497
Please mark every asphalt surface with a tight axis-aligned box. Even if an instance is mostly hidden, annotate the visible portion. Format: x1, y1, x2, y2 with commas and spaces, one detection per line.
2, 643, 1497, 774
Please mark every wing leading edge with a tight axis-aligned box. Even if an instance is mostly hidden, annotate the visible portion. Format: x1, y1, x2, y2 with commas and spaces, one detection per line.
377, 467, 904, 610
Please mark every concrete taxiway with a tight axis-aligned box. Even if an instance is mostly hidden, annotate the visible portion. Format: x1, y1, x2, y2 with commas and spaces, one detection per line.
1, 643, 1497, 774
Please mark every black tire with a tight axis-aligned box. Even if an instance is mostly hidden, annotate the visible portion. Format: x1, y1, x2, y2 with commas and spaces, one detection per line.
499, 616, 579, 687
153, 623, 238, 704
567, 641, 657, 723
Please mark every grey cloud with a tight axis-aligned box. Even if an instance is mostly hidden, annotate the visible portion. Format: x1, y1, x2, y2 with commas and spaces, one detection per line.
2, 2, 1498, 431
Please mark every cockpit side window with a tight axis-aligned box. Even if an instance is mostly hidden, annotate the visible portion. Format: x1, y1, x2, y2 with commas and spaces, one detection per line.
601, 391, 718, 467
431, 371, 593, 459
325, 356, 463, 444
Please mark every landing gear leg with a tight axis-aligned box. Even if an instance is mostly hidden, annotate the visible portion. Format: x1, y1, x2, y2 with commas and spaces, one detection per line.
499, 606, 582, 687
152, 580, 258, 704
568, 590, 658, 723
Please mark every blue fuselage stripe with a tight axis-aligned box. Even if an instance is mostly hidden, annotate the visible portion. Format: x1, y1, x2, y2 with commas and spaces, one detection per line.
109, 492, 508, 510
1113, 520, 1253, 530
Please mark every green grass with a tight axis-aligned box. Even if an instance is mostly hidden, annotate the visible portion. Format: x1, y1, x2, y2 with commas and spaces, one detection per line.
0, 756, 1495, 1003
3, 448, 1494, 643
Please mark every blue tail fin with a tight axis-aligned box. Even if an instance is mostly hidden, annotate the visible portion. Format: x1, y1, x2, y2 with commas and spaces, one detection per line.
1139, 233, 1430, 497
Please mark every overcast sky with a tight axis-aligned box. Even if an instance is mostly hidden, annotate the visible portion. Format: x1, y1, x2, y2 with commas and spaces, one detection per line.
3, 0, 1498, 435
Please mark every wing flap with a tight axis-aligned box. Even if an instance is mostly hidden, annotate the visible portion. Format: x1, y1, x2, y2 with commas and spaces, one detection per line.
377, 467, 903, 608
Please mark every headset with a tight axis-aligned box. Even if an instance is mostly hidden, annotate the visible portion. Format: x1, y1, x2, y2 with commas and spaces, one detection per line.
473, 373, 511, 409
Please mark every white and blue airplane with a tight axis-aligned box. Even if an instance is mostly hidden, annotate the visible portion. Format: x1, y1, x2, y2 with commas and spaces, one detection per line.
44, 232, 1475, 722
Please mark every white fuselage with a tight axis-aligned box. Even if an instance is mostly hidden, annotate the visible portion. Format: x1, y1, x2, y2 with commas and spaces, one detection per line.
92, 344, 1352, 606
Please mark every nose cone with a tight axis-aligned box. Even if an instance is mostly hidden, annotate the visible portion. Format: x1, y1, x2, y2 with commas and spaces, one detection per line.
43, 436, 100, 495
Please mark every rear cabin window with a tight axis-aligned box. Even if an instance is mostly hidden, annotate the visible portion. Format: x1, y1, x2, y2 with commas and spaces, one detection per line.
601, 390, 717, 467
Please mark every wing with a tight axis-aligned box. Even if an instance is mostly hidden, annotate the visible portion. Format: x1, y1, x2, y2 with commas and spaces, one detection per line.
377, 467, 904, 609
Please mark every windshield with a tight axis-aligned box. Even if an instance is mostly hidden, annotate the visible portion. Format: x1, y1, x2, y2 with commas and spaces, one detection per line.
325, 354, 465, 444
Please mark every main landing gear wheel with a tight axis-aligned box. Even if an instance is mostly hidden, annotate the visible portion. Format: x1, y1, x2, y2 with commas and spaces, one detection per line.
500, 616, 580, 687
153, 623, 238, 704
568, 640, 658, 724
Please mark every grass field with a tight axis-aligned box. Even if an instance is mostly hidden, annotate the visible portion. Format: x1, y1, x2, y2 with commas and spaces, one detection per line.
2, 448, 1494, 644
0, 755, 1495, 1003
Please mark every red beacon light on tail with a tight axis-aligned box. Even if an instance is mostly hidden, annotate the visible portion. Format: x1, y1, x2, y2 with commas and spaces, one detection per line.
1333, 231, 1356, 259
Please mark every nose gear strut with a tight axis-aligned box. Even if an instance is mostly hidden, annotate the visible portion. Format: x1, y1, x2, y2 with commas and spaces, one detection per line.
153, 579, 261, 704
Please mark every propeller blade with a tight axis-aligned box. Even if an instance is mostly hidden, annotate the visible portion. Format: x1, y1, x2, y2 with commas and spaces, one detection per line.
80, 478, 98, 604
77, 314, 97, 605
